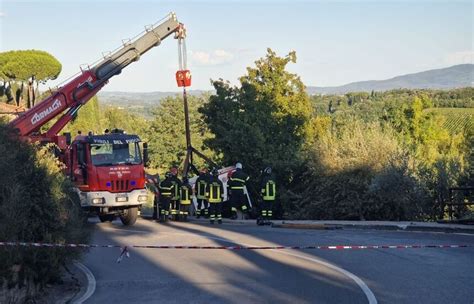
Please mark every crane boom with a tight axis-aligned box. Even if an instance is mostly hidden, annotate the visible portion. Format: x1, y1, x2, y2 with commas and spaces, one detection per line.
9, 13, 181, 141
4, 13, 189, 227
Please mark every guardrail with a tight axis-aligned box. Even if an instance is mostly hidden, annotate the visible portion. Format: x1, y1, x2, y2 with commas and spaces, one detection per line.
447, 187, 474, 220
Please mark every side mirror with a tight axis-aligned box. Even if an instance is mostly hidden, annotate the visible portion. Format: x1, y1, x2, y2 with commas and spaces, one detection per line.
77, 143, 86, 167
143, 142, 149, 168
63, 132, 71, 146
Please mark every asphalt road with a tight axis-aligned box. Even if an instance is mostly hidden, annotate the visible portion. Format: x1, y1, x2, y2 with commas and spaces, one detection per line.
82, 218, 474, 304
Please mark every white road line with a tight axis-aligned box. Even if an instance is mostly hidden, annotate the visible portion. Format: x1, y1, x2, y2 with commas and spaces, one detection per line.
101, 227, 150, 234
274, 250, 377, 304
201, 235, 377, 304
73, 262, 96, 304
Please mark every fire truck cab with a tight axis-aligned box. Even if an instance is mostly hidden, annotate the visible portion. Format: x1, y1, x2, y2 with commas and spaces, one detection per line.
66, 130, 148, 225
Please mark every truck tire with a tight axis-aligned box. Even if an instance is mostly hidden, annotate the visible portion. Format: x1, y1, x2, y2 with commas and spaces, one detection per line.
120, 207, 138, 226
99, 214, 114, 222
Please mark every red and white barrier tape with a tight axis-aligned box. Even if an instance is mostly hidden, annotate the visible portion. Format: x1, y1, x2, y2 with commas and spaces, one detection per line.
1, 241, 472, 250
1, 242, 472, 263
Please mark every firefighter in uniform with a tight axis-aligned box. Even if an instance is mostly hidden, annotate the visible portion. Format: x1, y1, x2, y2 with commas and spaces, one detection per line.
169, 167, 182, 221
158, 172, 174, 222
259, 167, 276, 225
206, 168, 224, 224
228, 162, 250, 219
180, 177, 193, 221
146, 174, 160, 220
195, 168, 210, 218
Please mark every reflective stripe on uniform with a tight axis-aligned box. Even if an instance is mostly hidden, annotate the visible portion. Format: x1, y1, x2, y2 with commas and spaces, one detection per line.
230, 177, 246, 183
181, 186, 191, 204
209, 183, 222, 203
197, 181, 207, 199
160, 184, 173, 196
172, 182, 180, 200
263, 181, 276, 200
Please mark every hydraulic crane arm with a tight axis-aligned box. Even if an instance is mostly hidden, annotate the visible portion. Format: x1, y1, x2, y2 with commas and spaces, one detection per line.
9, 13, 182, 139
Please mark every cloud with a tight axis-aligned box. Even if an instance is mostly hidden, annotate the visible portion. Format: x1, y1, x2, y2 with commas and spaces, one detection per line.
0, 12, 5, 18
190, 49, 234, 66
445, 51, 474, 65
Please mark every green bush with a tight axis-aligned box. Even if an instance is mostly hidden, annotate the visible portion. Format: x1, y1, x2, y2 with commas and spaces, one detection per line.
0, 123, 89, 293
367, 160, 430, 220
289, 120, 436, 220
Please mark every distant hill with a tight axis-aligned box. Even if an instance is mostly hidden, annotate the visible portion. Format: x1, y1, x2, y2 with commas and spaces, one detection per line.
97, 90, 211, 119
96, 65, 473, 110
308, 64, 474, 95
97, 90, 210, 108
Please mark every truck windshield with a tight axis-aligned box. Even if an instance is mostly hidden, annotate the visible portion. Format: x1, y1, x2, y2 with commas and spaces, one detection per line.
90, 142, 142, 166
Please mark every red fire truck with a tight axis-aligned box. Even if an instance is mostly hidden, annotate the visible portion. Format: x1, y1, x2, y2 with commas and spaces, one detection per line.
8, 13, 190, 226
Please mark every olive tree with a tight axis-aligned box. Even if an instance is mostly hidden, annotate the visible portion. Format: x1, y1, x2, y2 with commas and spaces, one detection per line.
0, 50, 61, 107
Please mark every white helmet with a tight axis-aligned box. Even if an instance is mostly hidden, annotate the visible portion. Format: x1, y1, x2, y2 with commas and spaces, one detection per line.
235, 162, 243, 169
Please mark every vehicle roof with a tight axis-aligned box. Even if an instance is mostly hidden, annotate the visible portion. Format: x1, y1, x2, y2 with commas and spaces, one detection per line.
73, 133, 141, 144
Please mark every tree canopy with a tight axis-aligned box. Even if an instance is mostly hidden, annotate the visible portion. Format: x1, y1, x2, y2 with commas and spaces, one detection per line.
200, 48, 312, 180
0, 50, 62, 107
0, 50, 61, 82
147, 95, 215, 173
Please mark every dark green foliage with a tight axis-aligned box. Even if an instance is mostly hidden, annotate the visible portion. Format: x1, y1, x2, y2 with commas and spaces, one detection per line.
367, 162, 430, 220
290, 121, 423, 220
200, 49, 312, 185
0, 123, 89, 290
147, 95, 215, 172
63, 96, 102, 135
295, 89, 472, 220
0, 50, 62, 107
61, 96, 148, 140
198, 49, 472, 221
100, 106, 148, 138
310, 88, 474, 119
0, 50, 61, 82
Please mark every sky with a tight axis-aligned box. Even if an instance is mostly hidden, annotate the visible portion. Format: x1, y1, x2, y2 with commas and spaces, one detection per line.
0, 0, 472, 92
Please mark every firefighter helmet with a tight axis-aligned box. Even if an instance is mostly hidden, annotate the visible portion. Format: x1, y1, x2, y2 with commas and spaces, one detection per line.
170, 167, 178, 175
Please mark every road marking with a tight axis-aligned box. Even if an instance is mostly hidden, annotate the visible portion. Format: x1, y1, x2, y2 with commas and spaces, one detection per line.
101, 226, 150, 234
73, 262, 96, 304
274, 250, 377, 304
201, 235, 377, 304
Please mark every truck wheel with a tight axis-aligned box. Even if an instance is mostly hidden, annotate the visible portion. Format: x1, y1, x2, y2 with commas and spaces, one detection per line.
99, 214, 114, 222
120, 207, 138, 226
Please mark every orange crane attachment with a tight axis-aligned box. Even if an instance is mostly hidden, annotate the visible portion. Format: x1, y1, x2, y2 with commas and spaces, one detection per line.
175, 24, 192, 87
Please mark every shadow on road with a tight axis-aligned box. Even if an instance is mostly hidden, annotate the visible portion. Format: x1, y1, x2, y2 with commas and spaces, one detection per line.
171, 220, 474, 304
157, 221, 365, 303
84, 219, 232, 303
